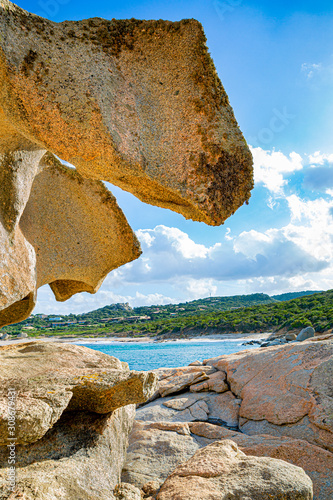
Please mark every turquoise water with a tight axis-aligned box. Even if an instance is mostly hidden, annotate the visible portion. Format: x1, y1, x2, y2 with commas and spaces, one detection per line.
76, 339, 260, 371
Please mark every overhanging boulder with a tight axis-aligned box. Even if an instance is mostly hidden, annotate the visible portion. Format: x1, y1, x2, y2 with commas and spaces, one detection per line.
0, 0, 253, 325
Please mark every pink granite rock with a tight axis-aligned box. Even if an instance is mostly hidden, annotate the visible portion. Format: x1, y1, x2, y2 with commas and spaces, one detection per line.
156, 440, 313, 500
190, 371, 228, 393
204, 336, 333, 451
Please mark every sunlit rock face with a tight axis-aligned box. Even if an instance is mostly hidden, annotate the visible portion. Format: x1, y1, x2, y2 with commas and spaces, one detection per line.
0, 342, 158, 499
0, 0, 253, 326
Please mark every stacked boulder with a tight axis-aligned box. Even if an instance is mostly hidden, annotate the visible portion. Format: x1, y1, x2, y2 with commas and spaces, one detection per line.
0, 342, 157, 499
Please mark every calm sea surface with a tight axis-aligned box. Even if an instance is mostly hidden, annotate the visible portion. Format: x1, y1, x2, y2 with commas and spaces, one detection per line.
76, 339, 260, 371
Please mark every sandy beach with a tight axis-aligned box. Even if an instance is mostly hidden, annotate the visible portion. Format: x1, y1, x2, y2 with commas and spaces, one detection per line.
0, 331, 272, 346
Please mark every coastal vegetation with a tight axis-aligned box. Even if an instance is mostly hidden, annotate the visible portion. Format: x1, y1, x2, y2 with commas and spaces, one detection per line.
2, 289, 331, 338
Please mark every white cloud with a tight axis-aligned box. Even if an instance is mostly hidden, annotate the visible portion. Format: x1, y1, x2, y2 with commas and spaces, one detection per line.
308, 151, 333, 165
284, 195, 333, 261
136, 230, 155, 248
233, 230, 273, 259
34, 147, 333, 314
250, 147, 303, 194
34, 284, 176, 315
301, 62, 333, 85
111, 224, 327, 286
301, 62, 323, 79
186, 279, 217, 299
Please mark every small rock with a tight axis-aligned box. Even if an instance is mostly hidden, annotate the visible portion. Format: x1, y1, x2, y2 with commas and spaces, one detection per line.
188, 360, 202, 366
17, 331, 28, 339
0, 334, 8, 340
142, 480, 162, 496
114, 482, 142, 500
159, 371, 209, 397
296, 326, 315, 342
163, 394, 199, 411
286, 333, 297, 341
268, 339, 282, 346
190, 371, 228, 393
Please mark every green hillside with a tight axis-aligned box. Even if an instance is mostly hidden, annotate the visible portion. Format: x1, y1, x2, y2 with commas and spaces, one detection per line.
2, 290, 330, 338
272, 291, 322, 301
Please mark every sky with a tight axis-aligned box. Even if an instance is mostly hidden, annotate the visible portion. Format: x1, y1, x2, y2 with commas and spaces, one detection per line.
18, 0, 333, 313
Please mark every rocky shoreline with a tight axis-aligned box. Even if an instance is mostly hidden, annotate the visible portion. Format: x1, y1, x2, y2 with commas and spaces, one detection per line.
0, 334, 332, 498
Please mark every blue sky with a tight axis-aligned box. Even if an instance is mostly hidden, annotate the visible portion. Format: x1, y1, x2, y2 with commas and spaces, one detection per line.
18, 0, 333, 313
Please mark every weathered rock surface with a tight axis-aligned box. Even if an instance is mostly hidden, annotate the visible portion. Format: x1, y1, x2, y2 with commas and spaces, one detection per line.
136, 390, 240, 427
150, 365, 216, 400
0, 0, 253, 226
188, 360, 203, 366
0, 342, 157, 499
159, 371, 210, 397
126, 338, 333, 498
122, 421, 200, 489
0, 405, 136, 500
0, 342, 157, 444
0, 153, 140, 326
20, 156, 141, 301
189, 422, 333, 500
114, 482, 142, 500
0, 0, 253, 326
204, 336, 333, 451
0, 0, 254, 325
123, 420, 332, 499
156, 440, 313, 500
0, 145, 42, 325
190, 370, 228, 393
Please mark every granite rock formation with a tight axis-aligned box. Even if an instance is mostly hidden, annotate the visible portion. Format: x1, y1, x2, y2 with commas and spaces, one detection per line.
0, 0, 253, 326
156, 440, 313, 500
204, 335, 333, 452
124, 336, 333, 499
0, 342, 157, 499
0, 341, 156, 445
123, 421, 331, 500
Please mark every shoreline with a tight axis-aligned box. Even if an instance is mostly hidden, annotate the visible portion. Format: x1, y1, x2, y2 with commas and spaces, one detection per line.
0, 331, 272, 346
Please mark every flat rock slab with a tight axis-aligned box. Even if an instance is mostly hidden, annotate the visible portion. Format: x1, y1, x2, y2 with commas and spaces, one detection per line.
144, 365, 216, 402
190, 370, 228, 393
156, 439, 313, 500
0, 342, 157, 444
136, 390, 240, 428
204, 336, 333, 451
159, 371, 210, 397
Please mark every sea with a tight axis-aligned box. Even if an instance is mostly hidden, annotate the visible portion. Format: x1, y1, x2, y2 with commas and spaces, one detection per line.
76, 338, 261, 371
